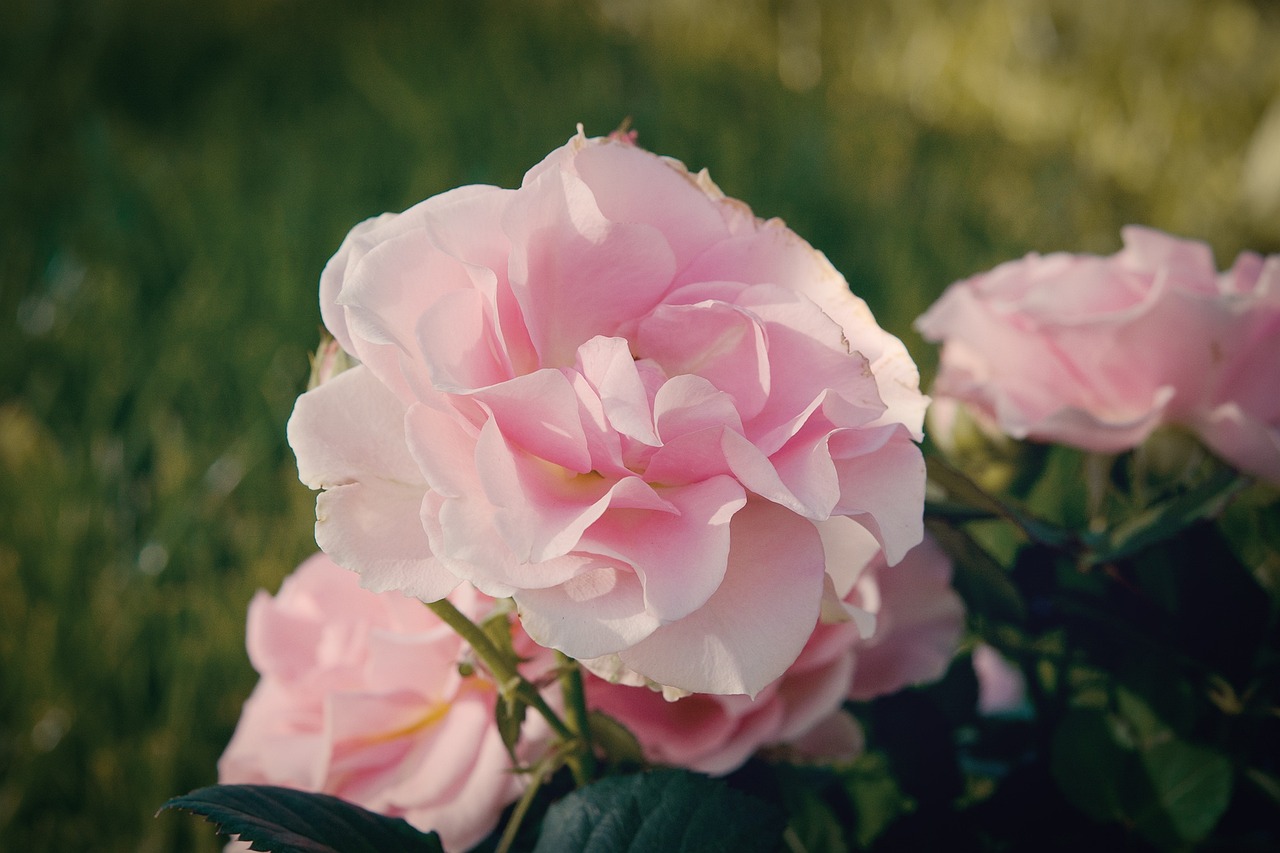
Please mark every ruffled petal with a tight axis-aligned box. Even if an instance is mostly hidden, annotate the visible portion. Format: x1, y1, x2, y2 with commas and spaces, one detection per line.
615, 501, 827, 696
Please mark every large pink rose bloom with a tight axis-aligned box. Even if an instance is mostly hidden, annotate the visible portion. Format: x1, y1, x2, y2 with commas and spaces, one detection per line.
585, 529, 964, 775
916, 226, 1280, 478
218, 554, 529, 852
288, 128, 929, 696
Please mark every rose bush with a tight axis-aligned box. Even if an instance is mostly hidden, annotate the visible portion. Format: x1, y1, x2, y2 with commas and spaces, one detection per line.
288, 127, 929, 696
217, 554, 534, 852
916, 226, 1280, 481
584, 530, 963, 775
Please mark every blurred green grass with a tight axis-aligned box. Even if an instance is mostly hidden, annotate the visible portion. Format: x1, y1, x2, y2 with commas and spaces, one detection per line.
1, 0, 1276, 849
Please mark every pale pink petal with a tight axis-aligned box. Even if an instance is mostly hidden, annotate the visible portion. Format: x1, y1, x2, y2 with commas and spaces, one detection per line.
635, 301, 770, 420
582, 476, 746, 622
587, 686, 739, 770
403, 714, 522, 851
416, 288, 508, 393
475, 419, 676, 563
468, 369, 592, 473
1120, 225, 1218, 292
575, 335, 660, 448
787, 710, 864, 763
378, 688, 496, 812
831, 426, 926, 564
314, 485, 459, 601
849, 535, 965, 700
615, 501, 827, 696
1196, 403, 1280, 485
289, 365, 419, 492
505, 167, 677, 367
516, 561, 663, 658
246, 589, 324, 682
571, 137, 732, 272
776, 652, 856, 742
219, 681, 327, 789
324, 690, 459, 804
814, 516, 883, 601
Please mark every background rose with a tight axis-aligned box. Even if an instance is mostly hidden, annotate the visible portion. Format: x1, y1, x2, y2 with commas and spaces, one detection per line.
1189, 250, 1280, 484
916, 227, 1280, 482
288, 128, 929, 697
217, 554, 531, 852
584, 529, 964, 775
915, 227, 1221, 453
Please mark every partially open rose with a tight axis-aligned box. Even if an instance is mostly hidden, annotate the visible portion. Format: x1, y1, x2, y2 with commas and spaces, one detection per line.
916, 227, 1280, 483
289, 127, 928, 696
218, 555, 530, 852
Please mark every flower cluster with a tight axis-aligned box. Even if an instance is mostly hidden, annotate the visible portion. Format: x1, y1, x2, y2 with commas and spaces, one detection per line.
221, 530, 961, 847
916, 227, 1280, 482
190, 130, 1279, 853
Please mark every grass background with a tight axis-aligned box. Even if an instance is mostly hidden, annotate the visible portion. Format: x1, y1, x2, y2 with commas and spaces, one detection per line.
2, 0, 1277, 849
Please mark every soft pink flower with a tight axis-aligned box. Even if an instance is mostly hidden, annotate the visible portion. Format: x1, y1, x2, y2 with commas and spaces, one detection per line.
288, 127, 929, 696
916, 227, 1280, 477
585, 528, 963, 774
218, 554, 531, 852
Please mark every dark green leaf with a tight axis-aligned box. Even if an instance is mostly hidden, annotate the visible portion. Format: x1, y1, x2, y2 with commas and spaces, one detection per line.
1051, 703, 1233, 848
775, 769, 848, 853
1087, 465, 1248, 566
1132, 738, 1233, 847
588, 710, 646, 768
841, 752, 910, 848
1050, 707, 1131, 825
531, 769, 784, 853
159, 784, 444, 853
495, 691, 528, 762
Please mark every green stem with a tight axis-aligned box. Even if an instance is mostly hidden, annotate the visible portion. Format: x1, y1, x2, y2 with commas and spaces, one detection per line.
494, 744, 566, 853
425, 599, 573, 742
557, 652, 597, 784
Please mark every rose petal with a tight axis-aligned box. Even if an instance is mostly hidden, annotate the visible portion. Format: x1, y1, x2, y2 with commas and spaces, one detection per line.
614, 501, 827, 696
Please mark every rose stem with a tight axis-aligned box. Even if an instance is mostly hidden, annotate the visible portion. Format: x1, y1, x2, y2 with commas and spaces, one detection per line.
425, 599, 574, 745
556, 651, 597, 783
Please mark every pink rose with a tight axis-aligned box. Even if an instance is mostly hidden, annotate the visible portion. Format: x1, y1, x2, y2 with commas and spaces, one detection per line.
584, 527, 963, 775
217, 554, 532, 852
288, 127, 929, 696
916, 227, 1280, 474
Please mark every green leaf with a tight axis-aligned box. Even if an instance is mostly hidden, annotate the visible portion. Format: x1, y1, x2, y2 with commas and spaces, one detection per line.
159, 784, 445, 853
842, 752, 910, 848
1050, 707, 1135, 824
495, 690, 528, 762
775, 768, 848, 853
1050, 704, 1233, 847
1087, 465, 1248, 566
587, 710, 646, 768
531, 769, 784, 853
1132, 738, 1233, 847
